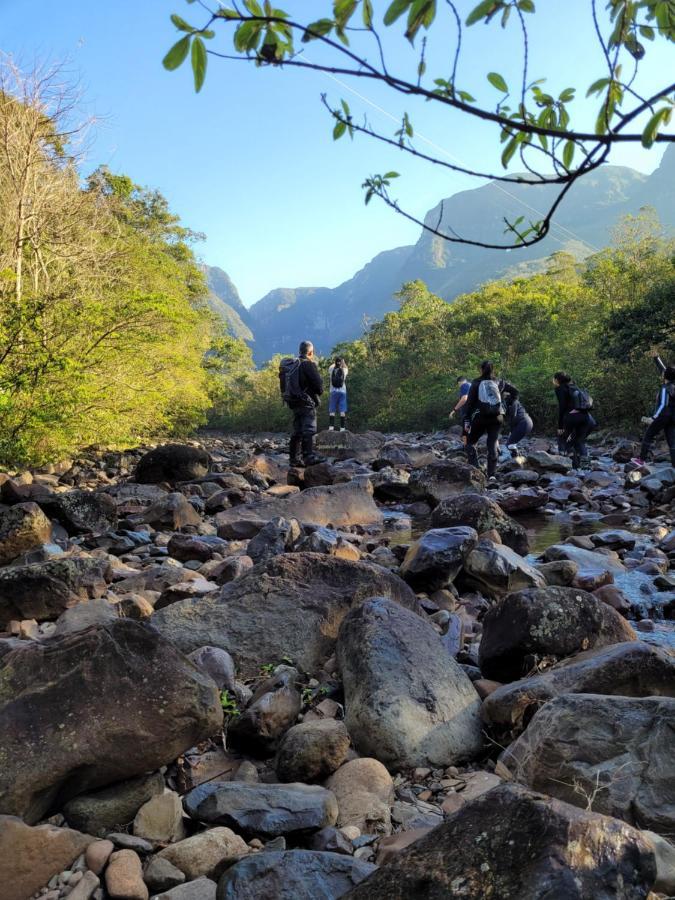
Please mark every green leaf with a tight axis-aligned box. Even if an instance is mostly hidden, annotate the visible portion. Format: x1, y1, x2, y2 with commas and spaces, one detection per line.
586, 77, 610, 97
333, 120, 347, 139
501, 135, 519, 167
191, 36, 207, 92
302, 18, 334, 41
170, 14, 194, 32
518, 0, 535, 10
243, 0, 263, 14
234, 20, 263, 50
405, 0, 436, 41
487, 71, 508, 92
163, 35, 191, 71
384, 171, 400, 178
384, 0, 412, 26
217, 8, 241, 18
466, 0, 498, 26
334, 0, 357, 25
641, 107, 669, 148
362, 0, 374, 26
562, 140, 575, 168
558, 87, 575, 102
639, 24, 655, 39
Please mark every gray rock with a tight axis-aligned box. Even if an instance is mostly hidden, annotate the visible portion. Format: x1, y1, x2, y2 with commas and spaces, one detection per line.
0, 620, 221, 823
431, 493, 528, 555
463, 539, 546, 596
229, 668, 301, 756
188, 647, 236, 692
64, 773, 165, 837
276, 720, 350, 783
399, 527, 477, 592
344, 784, 656, 900
479, 586, 637, 682
246, 516, 299, 563
482, 641, 675, 739
152, 553, 420, 678
0, 501, 52, 564
40, 491, 118, 535
216, 851, 376, 900
144, 857, 186, 893
500, 694, 675, 834
183, 782, 338, 838
0, 556, 109, 628
408, 460, 486, 506
338, 597, 483, 770
215, 480, 382, 539
154, 878, 217, 900
526, 450, 573, 473
135, 444, 211, 484
54, 597, 119, 636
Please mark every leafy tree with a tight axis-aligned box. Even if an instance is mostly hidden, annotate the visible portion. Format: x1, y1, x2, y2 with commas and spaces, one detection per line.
163, 0, 674, 249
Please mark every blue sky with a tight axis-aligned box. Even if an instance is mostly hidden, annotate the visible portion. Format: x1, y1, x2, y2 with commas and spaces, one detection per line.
1, 0, 670, 305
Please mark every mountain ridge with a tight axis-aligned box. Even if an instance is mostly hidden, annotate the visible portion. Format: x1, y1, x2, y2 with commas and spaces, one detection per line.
206, 146, 675, 363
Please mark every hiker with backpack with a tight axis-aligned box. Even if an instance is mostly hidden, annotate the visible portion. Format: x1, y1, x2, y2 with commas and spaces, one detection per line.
553, 371, 596, 469
464, 360, 519, 482
279, 340, 326, 467
631, 359, 675, 467
328, 356, 348, 432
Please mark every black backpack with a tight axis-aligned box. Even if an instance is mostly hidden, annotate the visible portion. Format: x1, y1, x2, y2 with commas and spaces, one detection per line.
571, 386, 594, 411
331, 365, 345, 389
279, 357, 306, 406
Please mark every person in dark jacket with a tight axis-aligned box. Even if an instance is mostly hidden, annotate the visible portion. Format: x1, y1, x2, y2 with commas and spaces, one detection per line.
279, 340, 325, 467
553, 371, 596, 469
501, 384, 533, 455
464, 360, 519, 481
631, 360, 675, 467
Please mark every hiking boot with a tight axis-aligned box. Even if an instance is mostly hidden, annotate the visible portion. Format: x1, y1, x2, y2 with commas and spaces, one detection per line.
289, 458, 305, 468
508, 444, 519, 457
488, 476, 498, 487
328, 426, 335, 432
339, 427, 346, 432
304, 453, 326, 467
630, 457, 645, 468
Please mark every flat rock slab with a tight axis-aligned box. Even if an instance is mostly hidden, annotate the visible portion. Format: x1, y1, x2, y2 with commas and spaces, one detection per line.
482, 641, 675, 738
431, 493, 528, 555
215, 479, 382, 539
0, 620, 221, 823
338, 596, 483, 770
500, 693, 675, 835
152, 553, 419, 678
183, 782, 338, 838
343, 783, 656, 899
217, 850, 376, 900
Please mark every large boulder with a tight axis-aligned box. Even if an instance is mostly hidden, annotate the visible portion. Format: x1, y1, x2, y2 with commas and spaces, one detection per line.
431, 493, 529, 555
500, 694, 675, 835
152, 553, 419, 678
0, 556, 109, 628
463, 539, 546, 596
479, 586, 637, 682
0, 501, 52, 564
141, 492, 202, 529
40, 490, 118, 534
482, 641, 675, 739
0, 816, 94, 900
338, 597, 483, 769
0, 620, 222, 823
314, 430, 386, 462
157, 828, 248, 880
408, 460, 485, 506
526, 450, 573, 473
217, 850, 376, 900
135, 444, 211, 484
215, 479, 381, 539
183, 782, 338, 838
343, 783, 657, 899
228, 668, 301, 756
399, 526, 477, 592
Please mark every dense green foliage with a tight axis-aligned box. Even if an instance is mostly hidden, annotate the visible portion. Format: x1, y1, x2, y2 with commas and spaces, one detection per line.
0, 68, 216, 465
211, 211, 675, 435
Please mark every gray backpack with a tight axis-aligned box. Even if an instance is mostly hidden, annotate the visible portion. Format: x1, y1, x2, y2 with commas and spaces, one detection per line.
478, 379, 504, 418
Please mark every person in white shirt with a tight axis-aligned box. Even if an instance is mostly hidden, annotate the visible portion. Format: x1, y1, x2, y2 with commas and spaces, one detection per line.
328, 357, 349, 431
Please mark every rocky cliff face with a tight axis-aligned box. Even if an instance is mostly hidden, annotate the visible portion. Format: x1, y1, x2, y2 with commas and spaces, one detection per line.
210, 146, 675, 363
